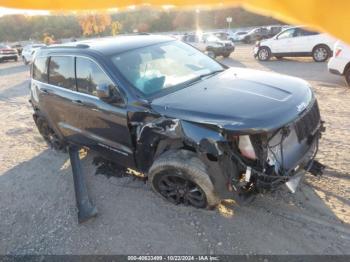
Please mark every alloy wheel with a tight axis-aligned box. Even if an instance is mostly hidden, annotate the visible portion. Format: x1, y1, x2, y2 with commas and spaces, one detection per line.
314, 47, 328, 62
258, 48, 269, 61
155, 172, 207, 208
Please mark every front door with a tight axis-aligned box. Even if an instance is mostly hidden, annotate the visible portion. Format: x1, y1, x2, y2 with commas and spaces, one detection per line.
271, 28, 297, 54
72, 56, 135, 167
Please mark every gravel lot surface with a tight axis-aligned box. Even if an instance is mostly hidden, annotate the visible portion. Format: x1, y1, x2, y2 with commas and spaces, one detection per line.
0, 45, 349, 255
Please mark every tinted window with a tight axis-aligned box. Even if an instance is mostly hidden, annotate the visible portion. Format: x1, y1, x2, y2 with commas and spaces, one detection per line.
76, 57, 115, 96
296, 28, 319, 37
277, 28, 295, 39
49, 56, 75, 90
32, 57, 48, 83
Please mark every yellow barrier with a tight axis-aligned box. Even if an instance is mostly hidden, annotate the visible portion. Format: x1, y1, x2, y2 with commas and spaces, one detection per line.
0, 0, 349, 43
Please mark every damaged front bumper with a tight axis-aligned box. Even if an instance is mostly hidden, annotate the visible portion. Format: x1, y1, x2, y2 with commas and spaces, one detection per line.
229, 105, 325, 195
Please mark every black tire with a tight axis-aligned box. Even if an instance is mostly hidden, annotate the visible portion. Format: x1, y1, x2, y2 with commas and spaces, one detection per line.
149, 150, 220, 209
257, 47, 271, 61
222, 52, 231, 58
34, 115, 66, 151
14, 57, 18, 62
23, 56, 28, 65
312, 45, 331, 62
345, 67, 350, 87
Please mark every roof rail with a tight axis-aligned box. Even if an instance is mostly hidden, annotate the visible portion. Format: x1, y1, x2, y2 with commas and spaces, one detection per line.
43, 43, 90, 49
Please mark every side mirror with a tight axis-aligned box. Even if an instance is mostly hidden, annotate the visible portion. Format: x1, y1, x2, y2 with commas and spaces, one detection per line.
96, 84, 110, 100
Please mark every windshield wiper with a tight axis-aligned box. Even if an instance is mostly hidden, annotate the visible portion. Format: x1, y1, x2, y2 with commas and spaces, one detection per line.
184, 69, 225, 87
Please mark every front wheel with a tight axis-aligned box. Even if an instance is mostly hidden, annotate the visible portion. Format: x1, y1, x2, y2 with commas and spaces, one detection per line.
149, 150, 220, 209
312, 45, 330, 62
257, 47, 271, 61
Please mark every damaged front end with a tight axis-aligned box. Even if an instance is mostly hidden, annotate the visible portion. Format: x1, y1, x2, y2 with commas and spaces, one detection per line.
227, 100, 325, 197
131, 98, 325, 204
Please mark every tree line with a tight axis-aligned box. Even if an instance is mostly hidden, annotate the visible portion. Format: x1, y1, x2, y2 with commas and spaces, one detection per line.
0, 7, 281, 42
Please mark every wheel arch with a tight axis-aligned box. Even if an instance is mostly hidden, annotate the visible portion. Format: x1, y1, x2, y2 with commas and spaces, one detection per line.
132, 117, 237, 199
312, 43, 332, 53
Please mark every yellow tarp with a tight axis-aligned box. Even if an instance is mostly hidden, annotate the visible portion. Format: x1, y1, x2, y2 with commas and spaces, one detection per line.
1, 0, 349, 44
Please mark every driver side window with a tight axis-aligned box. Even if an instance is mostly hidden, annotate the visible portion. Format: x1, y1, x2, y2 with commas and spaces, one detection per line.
277, 29, 295, 39
76, 57, 115, 97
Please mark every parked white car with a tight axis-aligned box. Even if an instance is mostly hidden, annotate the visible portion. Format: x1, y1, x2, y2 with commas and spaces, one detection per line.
182, 33, 235, 58
328, 41, 350, 86
254, 26, 336, 62
22, 44, 45, 65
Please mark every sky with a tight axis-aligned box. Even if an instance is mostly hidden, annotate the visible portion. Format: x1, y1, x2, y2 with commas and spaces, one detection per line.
0, 7, 49, 16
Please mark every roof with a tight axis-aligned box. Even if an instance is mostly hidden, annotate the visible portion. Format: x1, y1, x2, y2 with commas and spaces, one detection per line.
43, 35, 176, 55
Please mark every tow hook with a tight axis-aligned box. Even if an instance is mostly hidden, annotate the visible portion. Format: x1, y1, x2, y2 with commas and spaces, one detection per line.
308, 160, 326, 176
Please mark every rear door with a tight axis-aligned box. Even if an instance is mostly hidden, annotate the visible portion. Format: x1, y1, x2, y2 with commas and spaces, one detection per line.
33, 55, 79, 139
292, 28, 320, 53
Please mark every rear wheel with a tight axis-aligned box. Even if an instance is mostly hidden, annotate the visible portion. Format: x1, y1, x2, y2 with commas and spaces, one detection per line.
312, 45, 330, 62
34, 115, 66, 151
257, 47, 271, 61
149, 150, 220, 209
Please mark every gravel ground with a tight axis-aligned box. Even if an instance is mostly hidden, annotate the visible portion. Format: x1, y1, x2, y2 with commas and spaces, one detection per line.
0, 45, 349, 255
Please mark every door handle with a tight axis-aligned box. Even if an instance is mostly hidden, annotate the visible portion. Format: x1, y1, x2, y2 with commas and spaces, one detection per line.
41, 88, 50, 94
72, 99, 83, 105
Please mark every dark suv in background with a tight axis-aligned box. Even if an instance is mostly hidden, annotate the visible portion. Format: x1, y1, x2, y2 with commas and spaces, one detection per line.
30, 36, 324, 208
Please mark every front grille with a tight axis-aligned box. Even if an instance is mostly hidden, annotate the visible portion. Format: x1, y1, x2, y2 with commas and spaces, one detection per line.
294, 101, 320, 142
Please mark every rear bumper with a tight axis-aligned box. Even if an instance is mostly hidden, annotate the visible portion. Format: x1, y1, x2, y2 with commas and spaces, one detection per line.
209, 46, 235, 54
328, 57, 347, 75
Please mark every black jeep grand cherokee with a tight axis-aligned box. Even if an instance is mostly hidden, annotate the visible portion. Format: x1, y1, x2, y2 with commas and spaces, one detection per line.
30, 35, 324, 208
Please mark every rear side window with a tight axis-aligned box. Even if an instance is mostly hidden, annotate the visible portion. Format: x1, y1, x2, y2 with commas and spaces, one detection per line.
76, 57, 114, 96
32, 57, 48, 83
300, 29, 319, 36
48, 56, 75, 90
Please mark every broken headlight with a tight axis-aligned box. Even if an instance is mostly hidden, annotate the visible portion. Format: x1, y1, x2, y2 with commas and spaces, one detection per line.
238, 135, 257, 160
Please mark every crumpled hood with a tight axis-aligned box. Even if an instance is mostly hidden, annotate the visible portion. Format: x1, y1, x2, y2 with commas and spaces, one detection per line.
151, 67, 313, 133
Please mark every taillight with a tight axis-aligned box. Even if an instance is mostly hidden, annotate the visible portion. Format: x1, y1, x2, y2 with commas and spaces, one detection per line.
335, 47, 342, 57
238, 135, 257, 159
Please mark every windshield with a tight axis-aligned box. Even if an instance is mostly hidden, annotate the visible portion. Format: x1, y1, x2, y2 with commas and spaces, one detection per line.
111, 40, 224, 97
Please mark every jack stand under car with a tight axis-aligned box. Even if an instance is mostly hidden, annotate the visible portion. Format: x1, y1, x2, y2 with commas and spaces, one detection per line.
68, 146, 98, 224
